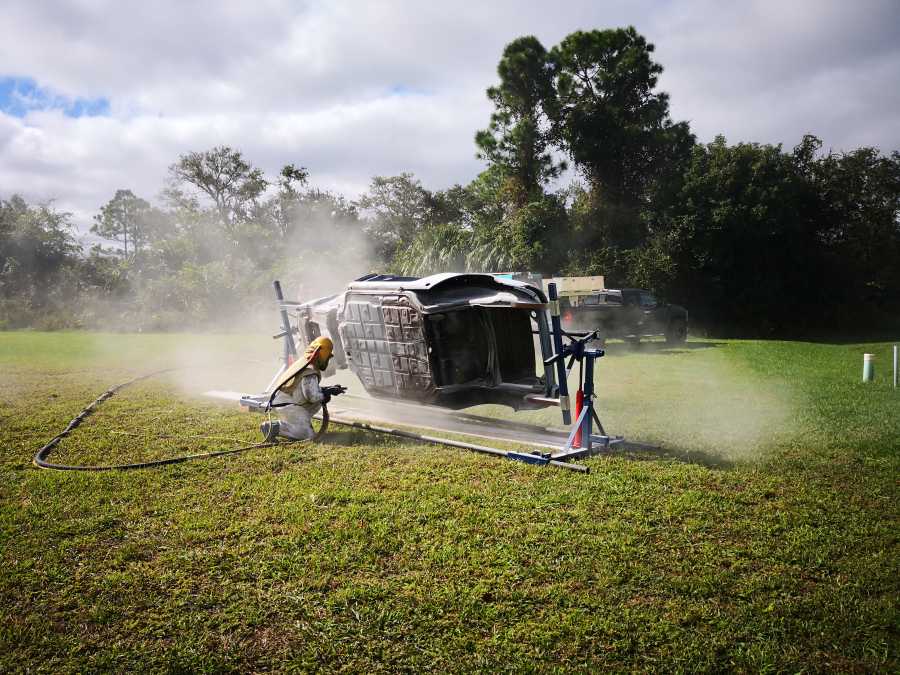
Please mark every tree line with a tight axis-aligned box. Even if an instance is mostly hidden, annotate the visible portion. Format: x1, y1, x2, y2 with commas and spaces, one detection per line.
2, 26, 898, 336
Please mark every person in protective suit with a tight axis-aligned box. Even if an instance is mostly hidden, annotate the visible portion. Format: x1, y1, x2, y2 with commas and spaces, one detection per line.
265, 336, 335, 440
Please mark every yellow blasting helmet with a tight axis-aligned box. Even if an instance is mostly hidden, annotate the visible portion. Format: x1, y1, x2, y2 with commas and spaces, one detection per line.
304, 336, 334, 370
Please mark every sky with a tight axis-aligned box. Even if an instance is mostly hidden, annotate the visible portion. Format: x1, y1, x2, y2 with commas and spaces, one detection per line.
1, 0, 898, 230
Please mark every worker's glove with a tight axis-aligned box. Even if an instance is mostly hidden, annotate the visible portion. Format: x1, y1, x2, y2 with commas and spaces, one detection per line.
320, 384, 347, 404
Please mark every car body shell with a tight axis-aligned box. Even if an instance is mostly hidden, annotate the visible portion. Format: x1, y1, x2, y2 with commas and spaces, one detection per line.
285, 273, 557, 409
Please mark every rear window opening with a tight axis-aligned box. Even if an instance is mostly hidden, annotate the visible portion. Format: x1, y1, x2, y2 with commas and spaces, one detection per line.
425, 307, 535, 388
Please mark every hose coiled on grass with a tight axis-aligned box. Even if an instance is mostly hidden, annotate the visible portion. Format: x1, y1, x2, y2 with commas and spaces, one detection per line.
33, 368, 329, 471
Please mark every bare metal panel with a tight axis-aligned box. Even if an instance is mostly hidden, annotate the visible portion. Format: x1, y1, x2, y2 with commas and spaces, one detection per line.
340, 294, 434, 399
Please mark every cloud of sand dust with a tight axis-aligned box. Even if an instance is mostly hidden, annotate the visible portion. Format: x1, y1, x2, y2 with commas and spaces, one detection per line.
586, 344, 800, 462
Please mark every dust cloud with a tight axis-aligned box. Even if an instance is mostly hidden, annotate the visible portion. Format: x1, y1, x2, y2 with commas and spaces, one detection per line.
587, 343, 799, 462
78, 204, 380, 402
75, 211, 800, 464
317, 337, 800, 463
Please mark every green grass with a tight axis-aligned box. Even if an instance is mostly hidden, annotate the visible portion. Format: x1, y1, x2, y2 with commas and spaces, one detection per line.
1, 331, 898, 672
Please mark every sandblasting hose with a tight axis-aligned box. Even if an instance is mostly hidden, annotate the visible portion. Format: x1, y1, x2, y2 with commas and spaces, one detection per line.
33, 368, 328, 472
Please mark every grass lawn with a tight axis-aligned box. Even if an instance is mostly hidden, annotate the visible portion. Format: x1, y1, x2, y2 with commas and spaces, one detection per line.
1, 331, 898, 672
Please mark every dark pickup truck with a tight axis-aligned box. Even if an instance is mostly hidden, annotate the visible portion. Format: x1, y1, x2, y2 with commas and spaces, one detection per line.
560, 288, 688, 344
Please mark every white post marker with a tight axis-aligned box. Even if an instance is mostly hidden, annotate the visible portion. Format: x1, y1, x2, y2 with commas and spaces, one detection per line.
863, 353, 875, 383
893, 345, 898, 389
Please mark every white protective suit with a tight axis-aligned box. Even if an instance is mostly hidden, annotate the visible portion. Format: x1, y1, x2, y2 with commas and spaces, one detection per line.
268, 336, 334, 441
273, 371, 325, 440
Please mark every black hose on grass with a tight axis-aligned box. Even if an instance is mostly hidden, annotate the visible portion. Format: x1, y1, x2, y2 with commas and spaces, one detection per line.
33, 369, 586, 473
32, 369, 327, 472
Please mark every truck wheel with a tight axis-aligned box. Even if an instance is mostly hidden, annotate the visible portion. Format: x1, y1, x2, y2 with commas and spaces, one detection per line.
665, 319, 687, 345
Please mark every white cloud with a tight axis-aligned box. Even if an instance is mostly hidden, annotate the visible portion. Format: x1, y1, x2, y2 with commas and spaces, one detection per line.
1, 0, 898, 229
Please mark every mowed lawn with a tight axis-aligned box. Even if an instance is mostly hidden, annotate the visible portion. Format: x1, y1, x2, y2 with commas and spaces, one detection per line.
1, 332, 898, 672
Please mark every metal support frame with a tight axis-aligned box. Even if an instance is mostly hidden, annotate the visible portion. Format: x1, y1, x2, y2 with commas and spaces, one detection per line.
550, 347, 624, 461
536, 310, 557, 398
546, 283, 571, 425
265, 280, 298, 394
538, 290, 625, 463
273, 280, 297, 366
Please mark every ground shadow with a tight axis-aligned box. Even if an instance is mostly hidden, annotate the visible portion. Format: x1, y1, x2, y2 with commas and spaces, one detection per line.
599, 340, 723, 357
315, 423, 735, 472
614, 440, 735, 470
318, 429, 385, 446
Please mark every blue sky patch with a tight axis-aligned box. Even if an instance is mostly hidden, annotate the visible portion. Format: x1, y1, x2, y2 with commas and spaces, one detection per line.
0, 76, 110, 118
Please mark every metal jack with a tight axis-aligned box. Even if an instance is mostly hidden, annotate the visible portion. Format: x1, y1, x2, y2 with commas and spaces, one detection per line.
540, 298, 625, 462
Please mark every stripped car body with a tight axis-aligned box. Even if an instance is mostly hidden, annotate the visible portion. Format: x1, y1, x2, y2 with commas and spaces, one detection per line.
286, 273, 558, 409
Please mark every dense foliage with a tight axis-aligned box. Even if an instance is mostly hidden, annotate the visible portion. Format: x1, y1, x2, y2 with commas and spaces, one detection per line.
2, 26, 898, 336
